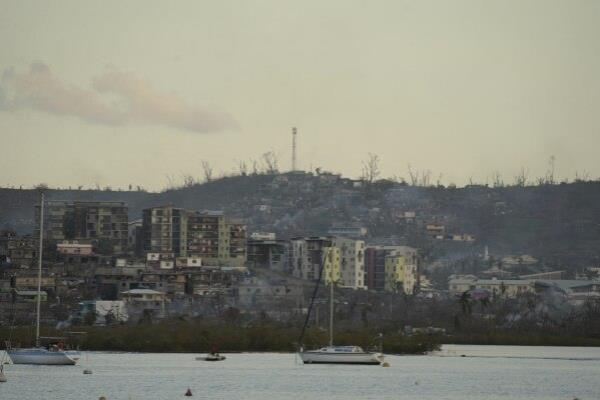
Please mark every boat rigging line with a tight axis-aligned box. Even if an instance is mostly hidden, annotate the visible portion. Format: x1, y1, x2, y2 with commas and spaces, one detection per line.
296, 247, 330, 350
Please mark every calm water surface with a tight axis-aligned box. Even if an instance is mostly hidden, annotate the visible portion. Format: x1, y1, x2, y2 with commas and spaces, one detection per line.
1, 345, 599, 399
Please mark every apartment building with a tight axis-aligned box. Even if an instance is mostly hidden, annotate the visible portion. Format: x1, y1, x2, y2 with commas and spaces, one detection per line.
323, 246, 341, 284
384, 248, 418, 295
142, 207, 247, 268
365, 245, 419, 294
36, 201, 128, 254
332, 237, 366, 289
247, 235, 288, 271
5, 235, 38, 267
186, 211, 246, 268
142, 206, 188, 257
290, 236, 365, 289
289, 237, 333, 281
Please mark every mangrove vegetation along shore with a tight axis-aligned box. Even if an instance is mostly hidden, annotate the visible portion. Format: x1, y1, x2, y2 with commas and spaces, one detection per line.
0, 320, 440, 354
6, 322, 600, 352
443, 332, 600, 347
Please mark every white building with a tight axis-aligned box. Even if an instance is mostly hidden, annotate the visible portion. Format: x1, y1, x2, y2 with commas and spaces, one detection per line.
327, 226, 367, 238
78, 300, 129, 325
250, 232, 276, 240
448, 277, 535, 298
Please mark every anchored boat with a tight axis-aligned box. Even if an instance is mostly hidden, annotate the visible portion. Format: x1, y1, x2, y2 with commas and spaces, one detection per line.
196, 353, 226, 361
5, 191, 80, 366
6, 346, 78, 365
299, 346, 382, 365
297, 248, 383, 365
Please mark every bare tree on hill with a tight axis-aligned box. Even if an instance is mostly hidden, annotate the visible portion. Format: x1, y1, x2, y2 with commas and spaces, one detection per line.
201, 160, 214, 182
262, 151, 279, 174
514, 167, 529, 187
236, 160, 248, 176
362, 153, 381, 183
491, 171, 504, 188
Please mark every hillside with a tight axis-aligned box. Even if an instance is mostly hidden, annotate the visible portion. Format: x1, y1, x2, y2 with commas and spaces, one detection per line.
2, 173, 600, 267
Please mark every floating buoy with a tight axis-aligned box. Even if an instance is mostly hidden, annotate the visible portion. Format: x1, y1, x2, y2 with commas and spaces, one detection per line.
83, 369, 92, 374
185, 388, 193, 396
98, 397, 107, 400
0, 371, 7, 382
382, 362, 390, 367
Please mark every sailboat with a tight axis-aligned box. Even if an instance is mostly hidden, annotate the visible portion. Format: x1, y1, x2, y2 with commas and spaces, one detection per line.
297, 248, 383, 365
5, 191, 80, 366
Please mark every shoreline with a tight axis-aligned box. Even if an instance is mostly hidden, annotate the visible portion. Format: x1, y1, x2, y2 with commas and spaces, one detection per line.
4, 324, 599, 354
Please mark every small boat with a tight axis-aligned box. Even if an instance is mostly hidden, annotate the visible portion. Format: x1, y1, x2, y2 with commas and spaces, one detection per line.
196, 353, 226, 361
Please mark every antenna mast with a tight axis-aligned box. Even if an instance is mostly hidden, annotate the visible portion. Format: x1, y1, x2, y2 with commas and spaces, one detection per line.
292, 127, 297, 171
36, 190, 44, 347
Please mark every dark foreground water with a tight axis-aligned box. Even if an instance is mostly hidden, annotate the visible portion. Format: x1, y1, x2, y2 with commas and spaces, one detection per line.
1, 345, 600, 399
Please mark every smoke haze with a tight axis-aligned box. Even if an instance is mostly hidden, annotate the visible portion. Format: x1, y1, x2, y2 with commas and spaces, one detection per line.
0, 63, 237, 133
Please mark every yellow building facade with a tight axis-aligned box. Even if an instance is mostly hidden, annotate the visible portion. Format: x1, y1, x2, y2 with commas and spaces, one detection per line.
323, 246, 341, 284
384, 254, 406, 292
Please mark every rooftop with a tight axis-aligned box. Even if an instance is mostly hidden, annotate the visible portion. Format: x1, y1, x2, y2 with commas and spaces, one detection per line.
121, 288, 165, 295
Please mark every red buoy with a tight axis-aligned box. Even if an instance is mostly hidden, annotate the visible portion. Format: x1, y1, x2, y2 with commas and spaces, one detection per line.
185, 388, 192, 397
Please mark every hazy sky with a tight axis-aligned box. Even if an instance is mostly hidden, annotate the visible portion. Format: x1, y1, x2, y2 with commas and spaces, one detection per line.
1, 0, 599, 190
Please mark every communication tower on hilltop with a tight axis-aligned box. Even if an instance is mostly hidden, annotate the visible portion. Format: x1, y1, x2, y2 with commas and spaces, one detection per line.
291, 127, 297, 171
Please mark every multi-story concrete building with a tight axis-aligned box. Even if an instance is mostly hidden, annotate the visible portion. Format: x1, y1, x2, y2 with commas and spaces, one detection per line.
40, 200, 71, 242
247, 236, 288, 271
332, 237, 365, 289
36, 201, 128, 254
142, 206, 188, 257
5, 235, 38, 267
186, 211, 219, 260
128, 219, 143, 256
323, 246, 341, 284
290, 237, 365, 289
186, 211, 246, 268
365, 245, 419, 294
73, 202, 128, 253
142, 208, 247, 268
383, 248, 418, 295
289, 237, 333, 281
226, 218, 247, 268
364, 246, 388, 291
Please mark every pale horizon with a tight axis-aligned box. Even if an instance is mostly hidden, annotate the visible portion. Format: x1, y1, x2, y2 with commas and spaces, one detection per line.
2, 0, 599, 190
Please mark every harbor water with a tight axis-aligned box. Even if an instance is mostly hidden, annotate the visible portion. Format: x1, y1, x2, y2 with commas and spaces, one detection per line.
1, 345, 599, 399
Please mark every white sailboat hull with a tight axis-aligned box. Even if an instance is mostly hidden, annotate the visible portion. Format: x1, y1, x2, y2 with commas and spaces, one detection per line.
7, 348, 78, 365
299, 350, 383, 365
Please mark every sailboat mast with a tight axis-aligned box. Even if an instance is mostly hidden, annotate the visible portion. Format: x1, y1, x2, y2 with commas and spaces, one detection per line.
35, 190, 44, 347
329, 278, 334, 347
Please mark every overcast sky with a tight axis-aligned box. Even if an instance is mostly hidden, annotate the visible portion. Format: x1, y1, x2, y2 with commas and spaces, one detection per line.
1, 0, 599, 190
